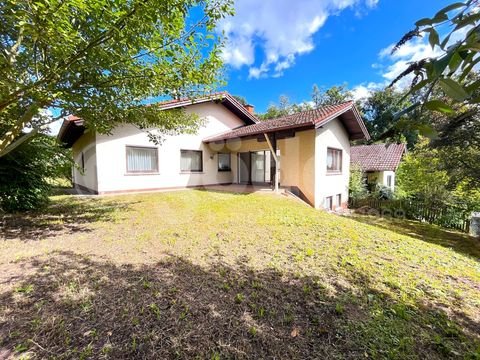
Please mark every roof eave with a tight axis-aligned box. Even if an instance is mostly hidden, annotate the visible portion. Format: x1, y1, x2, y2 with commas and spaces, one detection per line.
203, 123, 314, 143
158, 92, 258, 125
314, 104, 370, 141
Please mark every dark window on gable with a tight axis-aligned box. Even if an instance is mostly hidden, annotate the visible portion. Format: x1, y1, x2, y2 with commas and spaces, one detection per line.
181, 150, 203, 172
126, 146, 159, 173
81, 152, 85, 172
218, 153, 231, 171
327, 148, 342, 173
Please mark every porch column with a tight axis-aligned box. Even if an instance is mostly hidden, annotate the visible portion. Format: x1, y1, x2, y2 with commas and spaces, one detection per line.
264, 133, 280, 193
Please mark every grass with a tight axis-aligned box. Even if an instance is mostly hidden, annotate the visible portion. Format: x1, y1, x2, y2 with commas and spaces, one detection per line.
0, 190, 479, 359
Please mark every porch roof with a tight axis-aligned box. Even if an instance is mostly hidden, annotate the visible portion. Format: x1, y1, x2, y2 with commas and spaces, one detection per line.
203, 101, 370, 143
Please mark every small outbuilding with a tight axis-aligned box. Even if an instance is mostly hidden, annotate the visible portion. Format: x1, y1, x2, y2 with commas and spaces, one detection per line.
350, 143, 406, 192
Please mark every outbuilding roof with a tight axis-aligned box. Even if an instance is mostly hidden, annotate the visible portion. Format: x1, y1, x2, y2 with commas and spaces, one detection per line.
350, 143, 406, 171
203, 101, 370, 143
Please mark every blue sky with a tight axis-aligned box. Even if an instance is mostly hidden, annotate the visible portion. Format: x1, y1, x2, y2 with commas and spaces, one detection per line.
218, 0, 451, 112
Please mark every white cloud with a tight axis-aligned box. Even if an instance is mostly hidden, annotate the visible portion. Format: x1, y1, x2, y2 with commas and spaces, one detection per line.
351, 82, 383, 101
351, 36, 443, 93
220, 0, 379, 78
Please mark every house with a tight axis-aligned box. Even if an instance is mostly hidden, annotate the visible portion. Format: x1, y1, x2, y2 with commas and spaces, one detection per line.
350, 143, 406, 192
58, 92, 370, 209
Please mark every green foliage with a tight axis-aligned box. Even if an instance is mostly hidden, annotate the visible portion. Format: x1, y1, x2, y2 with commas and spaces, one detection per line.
259, 84, 353, 120
232, 95, 248, 106
392, 1, 480, 109
360, 88, 421, 148
0, 0, 234, 155
0, 133, 71, 212
349, 165, 368, 200
396, 140, 451, 203
259, 95, 295, 120
371, 184, 394, 200
396, 138, 480, 212
431, 103, 480, 189
312, 83, 352, 108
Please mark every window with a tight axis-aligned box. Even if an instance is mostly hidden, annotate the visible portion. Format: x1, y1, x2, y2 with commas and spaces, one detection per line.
335, 194, 342, 208
387, 175, 392, 188
80, 152, 85, 172
324, 196, 333, 210
181, 150, 203, 172
326, 148, 342, 173
126, 146, 158, 173
218, 153, 231, 171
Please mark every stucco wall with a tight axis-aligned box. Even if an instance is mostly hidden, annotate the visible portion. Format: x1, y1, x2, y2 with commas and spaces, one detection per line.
72, 130, 97, 193
217, 137, 270, 184
314, 118, 351, 209
367, 170, 396, 191
93, 102, 244, 193
278, 129, 315, 205
381, 170, 396, 191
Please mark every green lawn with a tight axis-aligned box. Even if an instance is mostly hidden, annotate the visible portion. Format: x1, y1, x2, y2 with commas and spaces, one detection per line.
0, 190, 479, 359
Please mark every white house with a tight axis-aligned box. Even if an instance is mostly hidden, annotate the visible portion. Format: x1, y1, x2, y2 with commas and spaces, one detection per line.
58, 92, 370, 209
350, 143, 406, 192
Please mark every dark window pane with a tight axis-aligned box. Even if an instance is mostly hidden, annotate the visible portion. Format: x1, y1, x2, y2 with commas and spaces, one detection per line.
218, 153, 231, 171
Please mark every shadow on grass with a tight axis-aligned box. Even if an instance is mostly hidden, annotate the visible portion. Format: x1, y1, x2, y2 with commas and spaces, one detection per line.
0, 252, 478, 359
0, 197, 135, 242
349, 214, 480, 260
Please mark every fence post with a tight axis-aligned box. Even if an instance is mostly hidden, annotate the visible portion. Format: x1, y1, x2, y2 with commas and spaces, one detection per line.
470, 212, 480, 238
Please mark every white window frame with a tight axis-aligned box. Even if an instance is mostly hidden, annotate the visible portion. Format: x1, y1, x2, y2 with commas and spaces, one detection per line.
327, 147, 342, 174
180, 150, 203, 173
126, 145, 159, 174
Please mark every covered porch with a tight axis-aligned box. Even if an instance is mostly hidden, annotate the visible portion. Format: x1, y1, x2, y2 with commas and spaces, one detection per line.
205, 125, 316, 206
203, 102, 370, 208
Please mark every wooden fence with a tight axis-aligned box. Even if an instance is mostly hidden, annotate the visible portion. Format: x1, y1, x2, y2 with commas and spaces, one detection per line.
349, 197, 471, 233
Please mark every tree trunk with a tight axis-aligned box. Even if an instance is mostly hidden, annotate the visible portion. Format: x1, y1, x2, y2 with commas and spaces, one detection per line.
0, 103, 41, 157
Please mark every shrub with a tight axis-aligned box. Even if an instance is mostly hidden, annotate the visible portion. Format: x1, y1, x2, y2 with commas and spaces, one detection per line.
372, 185, 394, 200
0, 134, 71, 212
349, 165, 368, 200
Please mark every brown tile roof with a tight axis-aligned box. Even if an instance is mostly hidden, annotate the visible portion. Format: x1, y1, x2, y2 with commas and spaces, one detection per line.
58, 92, 257, 147
350, 143, 406, 171
204, 101, 370, 142
153, 92, 258, 125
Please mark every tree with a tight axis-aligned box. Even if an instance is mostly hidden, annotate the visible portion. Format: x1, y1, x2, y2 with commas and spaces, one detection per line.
391, 2, 480, 194
396, 138, 480, 211
0, 132, 71, 212
395, 140, 451, 203
360, 88, 420, 148
391, 1, 480, 112
349, 164, 368, 200
259, 95, 293, 120
0, 0, 233, 157
233, 95, 248, 106
432, 110, 480, 189
311, 84, 352, 108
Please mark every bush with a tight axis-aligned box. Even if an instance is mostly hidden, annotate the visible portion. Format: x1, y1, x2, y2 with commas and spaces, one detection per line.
372, 185, 394, 200
349, 165, 368, 200
0, 134, 71, 212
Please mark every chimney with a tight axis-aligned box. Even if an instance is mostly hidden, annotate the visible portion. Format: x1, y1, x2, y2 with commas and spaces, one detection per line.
244, 104, 254, 114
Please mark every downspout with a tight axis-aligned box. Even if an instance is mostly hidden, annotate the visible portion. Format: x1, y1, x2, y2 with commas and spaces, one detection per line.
263, 133, 279, 193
